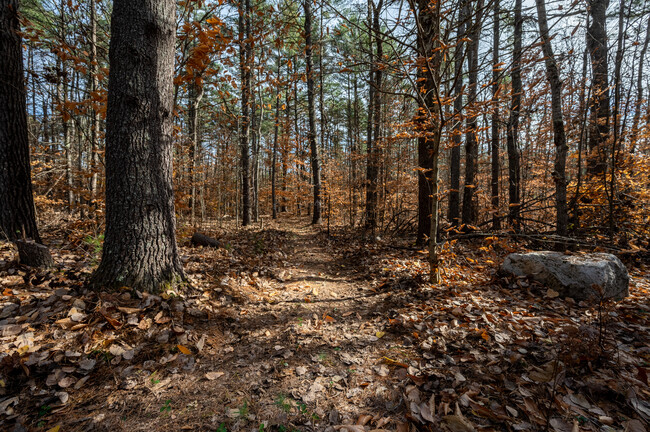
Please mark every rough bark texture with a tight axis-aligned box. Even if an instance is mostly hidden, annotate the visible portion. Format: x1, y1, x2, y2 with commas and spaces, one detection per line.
536, 0, 568, 239
365, 0, 382, 233
90, 0, 185, 292
0, 0, 41, 243
239, 0, 252, 226
304, 0, 322, 225
413, 0, 441, 282
448, 1, 468, 227
191, 232, 220, 248
461, 0, 483, 228
16, 240, 53, 268
506, 0, 522, 230
415, 0, 436, 245
490, 0, 501, 231
586, 0, 610, 175
89, 0, 100, 204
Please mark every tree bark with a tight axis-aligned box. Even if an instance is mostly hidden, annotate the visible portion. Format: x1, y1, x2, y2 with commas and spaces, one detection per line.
90, 0, 185, 292
448, 1, 468, 228
535, 0, 568, 240
586, 0, 610, 175
0, 0, 41, 243
413, 0, 442, 282
506, 0, 522, 230
188, 80, 204, 227
271, 54, 281, 220
89, 0, 100, 207
239, 0, 252, 226
365, 0, 382, 233
461, 0, 483, 229
16, 240, 53, 268
630, 15, 650, 153
490, 0, 501, 230
191, 232, 220, 248
304, 0, 322, 225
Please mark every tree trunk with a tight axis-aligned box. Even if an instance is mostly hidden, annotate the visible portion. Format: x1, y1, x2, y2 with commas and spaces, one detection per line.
506, 0, 522, 230
352, 68, 360, 224
59, 0, 74, 212
271, 54, 281, 220
630, 15, 650, 153
319, 3, 326, 155
304, 1, 322, 225
461, 0, 483, 229
281, 80, 289, 213
490, 0, 501, 231
535, 0, 568, 240
365, 0, 382, 233
90, 0, 185, 292
586, 0, 610, 175
448, 1, 467, 227
239, 0, 252, 226
612, 0, 626, 148
0, 0, 41, 243
89, 0, 100, 208
412, 0, 442, 282
188, 80, 204, 227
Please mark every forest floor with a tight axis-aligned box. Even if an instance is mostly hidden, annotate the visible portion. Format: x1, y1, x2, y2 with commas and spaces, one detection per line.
1, 216, 650, 432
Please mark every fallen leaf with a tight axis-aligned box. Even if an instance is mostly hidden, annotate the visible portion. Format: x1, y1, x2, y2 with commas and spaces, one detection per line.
205, 371, 225, 381
177, 344, 191, 355
546, 288, 560, 298
442, 415, 475, 432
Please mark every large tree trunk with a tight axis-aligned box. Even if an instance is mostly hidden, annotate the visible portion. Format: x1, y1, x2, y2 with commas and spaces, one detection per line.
304, 0, 322, 225
586, 0, 610, 175
461, 0, 483, 229
90, 0, 185, 292
0, 0, 41, 243
490, 0, 501, 231
535, 0, 568, 239
506, 0, 522, 230
239, 0, 252, 226
448, 1, 468, 228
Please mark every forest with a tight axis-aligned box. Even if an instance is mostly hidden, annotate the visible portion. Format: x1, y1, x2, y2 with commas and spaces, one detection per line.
1, 0, 650, 430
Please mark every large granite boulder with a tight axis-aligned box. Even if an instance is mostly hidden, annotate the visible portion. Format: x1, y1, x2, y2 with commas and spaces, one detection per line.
501, 251, 629, 301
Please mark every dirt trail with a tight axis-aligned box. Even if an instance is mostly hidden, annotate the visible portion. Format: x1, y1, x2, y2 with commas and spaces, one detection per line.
116, 220, 403, 431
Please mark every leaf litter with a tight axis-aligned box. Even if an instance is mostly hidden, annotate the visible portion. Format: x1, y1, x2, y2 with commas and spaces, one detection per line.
0, 218, 649, 431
